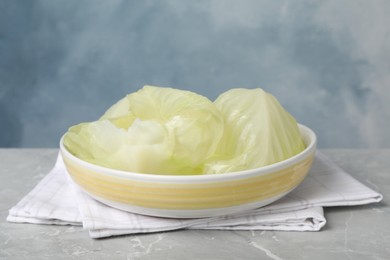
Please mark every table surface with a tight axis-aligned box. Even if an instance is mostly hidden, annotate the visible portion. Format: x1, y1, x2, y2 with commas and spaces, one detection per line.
0, 149, 389, 260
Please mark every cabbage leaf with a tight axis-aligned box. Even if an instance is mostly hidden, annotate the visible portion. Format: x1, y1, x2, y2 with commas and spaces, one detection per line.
204, 88, 306, 174
64, 86, 224, 174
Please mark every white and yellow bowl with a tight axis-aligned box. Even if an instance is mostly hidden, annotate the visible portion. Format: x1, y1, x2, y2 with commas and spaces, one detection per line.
60, 124, 316, 218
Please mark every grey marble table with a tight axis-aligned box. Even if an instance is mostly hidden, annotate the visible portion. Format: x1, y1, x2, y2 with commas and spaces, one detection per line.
0, 149, 389, 260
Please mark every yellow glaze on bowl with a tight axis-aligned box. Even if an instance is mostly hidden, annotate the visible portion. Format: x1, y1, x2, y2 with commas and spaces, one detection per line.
60, 124, 316, 218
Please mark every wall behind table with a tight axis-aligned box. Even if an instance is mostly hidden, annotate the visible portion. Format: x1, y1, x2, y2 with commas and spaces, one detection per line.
1, 0, 389, 148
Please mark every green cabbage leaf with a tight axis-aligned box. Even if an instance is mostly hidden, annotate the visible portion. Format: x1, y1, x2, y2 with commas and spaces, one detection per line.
64, 86, 224, 175
204, 88, 306, 174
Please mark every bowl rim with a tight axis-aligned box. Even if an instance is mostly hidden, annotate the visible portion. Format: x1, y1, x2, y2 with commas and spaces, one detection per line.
59, 124, 316, 183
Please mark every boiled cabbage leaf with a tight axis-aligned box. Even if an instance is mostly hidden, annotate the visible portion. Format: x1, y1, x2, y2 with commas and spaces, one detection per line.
204, 88, 306, 174
64, 86, 224, 174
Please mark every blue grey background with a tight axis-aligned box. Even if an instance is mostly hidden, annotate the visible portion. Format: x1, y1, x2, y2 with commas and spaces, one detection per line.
1, 0, 389, 148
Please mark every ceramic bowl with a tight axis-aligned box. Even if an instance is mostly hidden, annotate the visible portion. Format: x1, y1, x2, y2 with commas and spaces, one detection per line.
60, 124, 316, 218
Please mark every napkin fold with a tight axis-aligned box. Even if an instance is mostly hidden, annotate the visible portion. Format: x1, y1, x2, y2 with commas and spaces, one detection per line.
7, 152, 383, 238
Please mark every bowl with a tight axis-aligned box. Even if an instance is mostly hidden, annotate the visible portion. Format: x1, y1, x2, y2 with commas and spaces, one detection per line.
60, 124, 316, 218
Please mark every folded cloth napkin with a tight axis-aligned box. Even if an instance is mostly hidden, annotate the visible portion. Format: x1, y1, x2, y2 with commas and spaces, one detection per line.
7, 152, 383, 238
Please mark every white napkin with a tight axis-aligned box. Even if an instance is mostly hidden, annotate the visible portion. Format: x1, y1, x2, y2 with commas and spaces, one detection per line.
7, 152, 383, 238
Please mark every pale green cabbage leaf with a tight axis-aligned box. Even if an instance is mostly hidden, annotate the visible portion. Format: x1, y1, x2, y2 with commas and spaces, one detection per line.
64, 85, 224, 175
204, 88, 306, 174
